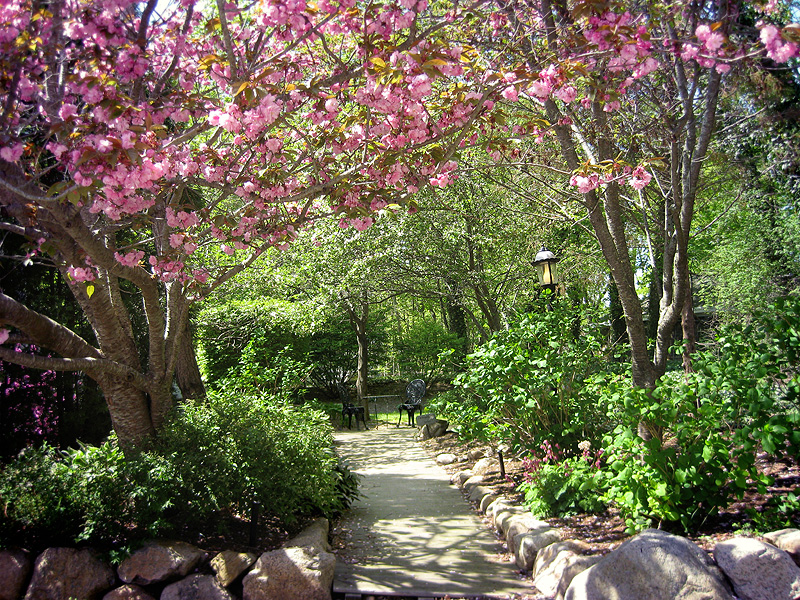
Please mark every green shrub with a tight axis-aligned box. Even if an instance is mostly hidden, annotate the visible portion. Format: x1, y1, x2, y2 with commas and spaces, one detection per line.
601, 304, 800, 533
518, 440, 606, 517
451, 296, 616, 451
0, 445, 82, 545
0, 392, 359, 548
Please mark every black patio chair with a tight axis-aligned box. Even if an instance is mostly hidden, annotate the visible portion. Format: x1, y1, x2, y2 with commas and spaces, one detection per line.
397, 379, 425, 427
338, 384, 366, 430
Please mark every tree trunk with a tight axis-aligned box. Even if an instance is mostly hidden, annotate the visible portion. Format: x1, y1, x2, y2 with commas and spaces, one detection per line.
175, 327, 206, 401
344, 292, 370, 417
94, 373, 156, 453
681, 279, 697, 373
445, 279, 468, 364
608, 273, 627, 346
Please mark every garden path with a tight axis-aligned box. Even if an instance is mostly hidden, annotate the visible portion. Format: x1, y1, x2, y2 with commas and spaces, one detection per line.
332, 426, 537, 599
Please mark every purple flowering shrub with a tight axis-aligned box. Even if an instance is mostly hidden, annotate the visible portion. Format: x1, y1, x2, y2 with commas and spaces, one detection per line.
1, 344, 109, 459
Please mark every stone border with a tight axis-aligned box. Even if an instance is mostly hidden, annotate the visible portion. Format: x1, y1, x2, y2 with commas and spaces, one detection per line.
0, 519, 336, 600
447, 458, 800, 600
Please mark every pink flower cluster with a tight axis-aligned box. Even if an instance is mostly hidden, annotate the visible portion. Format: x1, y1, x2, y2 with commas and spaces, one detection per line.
680, 24, 731, 73
67, 266, 96, 283
0, 143, 23, 162
114, 250, 145, 268
760, 23, 799, 63
570, 164, 652, 194
148, 256, 186, 283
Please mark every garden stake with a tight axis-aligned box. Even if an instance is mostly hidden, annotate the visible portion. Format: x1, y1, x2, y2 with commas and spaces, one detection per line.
249, 501, 260, 546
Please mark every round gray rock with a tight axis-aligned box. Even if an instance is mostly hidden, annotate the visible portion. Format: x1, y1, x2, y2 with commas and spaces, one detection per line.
0, 549, 31, 600
24, 547, 116, 600
435, 453, 457, 465
714, 536, 800, 600
564, 529, 734, 600
162, 574, 234, 600
764, 529, 800, 567
242, 546, 335, 600
117, 541, 206, 586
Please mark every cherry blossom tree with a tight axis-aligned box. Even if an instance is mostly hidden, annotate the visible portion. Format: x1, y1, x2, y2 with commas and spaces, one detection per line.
0, 0, 796, 450
0, 0, 497, 450
477, 0, 799, 390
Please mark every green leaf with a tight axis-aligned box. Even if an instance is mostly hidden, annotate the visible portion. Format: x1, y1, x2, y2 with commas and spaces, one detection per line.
86, 284, 95, 298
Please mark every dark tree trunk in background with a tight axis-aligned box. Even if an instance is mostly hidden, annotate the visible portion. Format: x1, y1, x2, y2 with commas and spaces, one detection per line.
608, 273, 627, 346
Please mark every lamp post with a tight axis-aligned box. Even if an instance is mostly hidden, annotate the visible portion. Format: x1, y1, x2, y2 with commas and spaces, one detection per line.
533, 246, 560, 295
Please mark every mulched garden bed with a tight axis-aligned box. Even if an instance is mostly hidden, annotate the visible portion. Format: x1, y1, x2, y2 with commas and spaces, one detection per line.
420, 432, 800, 557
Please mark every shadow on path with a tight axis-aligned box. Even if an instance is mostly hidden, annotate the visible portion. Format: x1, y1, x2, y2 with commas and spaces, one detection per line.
332, 427, 537, 599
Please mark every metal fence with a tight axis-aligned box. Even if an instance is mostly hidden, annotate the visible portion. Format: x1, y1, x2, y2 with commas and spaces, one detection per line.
365, 395, 402, 422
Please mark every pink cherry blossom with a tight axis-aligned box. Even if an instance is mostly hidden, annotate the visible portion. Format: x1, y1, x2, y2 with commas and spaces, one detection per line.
570, 173, 600, 194
114, 250, 145, 267
0, 143, 23, 162
0, 329, 9, 345
67, 266, 96, 283
502, 86, 519, 102
630, 166, 652, 190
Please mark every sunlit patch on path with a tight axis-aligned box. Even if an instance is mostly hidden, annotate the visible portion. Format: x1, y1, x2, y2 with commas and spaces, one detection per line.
332, 427, 540, 599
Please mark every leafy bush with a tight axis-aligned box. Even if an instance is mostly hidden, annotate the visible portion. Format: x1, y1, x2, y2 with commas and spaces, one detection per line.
198, 298, 390, 398
451, 297, 617, 451
601, 303, 800, 533
518, 440, 606, 518
394, 319, 465, 383
0, 392, 359, 548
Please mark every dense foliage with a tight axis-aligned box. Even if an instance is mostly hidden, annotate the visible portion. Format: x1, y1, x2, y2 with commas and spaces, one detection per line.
437, 296, 617, 451
441, 295, 800, 533
601, 297, 800, 532
0, 391, 358, 549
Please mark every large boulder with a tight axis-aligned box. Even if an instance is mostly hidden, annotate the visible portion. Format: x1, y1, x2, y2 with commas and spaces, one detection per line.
533, 541, 600, 600
416, 413, 437, 428
24, 548, 116, 600
117, 541, 206, 586
0, 549, 31, 600
420, 420, 448, 440
284, 518, 331, 554
242, 546, 335, 600
714, 536, 800, 600
102, 584, 157, 600
210, 551, 258, 588
161, 574, 234, 600
564, 529, 734, 600
764, 529, 800, 567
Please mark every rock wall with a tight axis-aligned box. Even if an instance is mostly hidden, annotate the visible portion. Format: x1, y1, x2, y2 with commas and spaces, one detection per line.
0, 519, 335, 600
